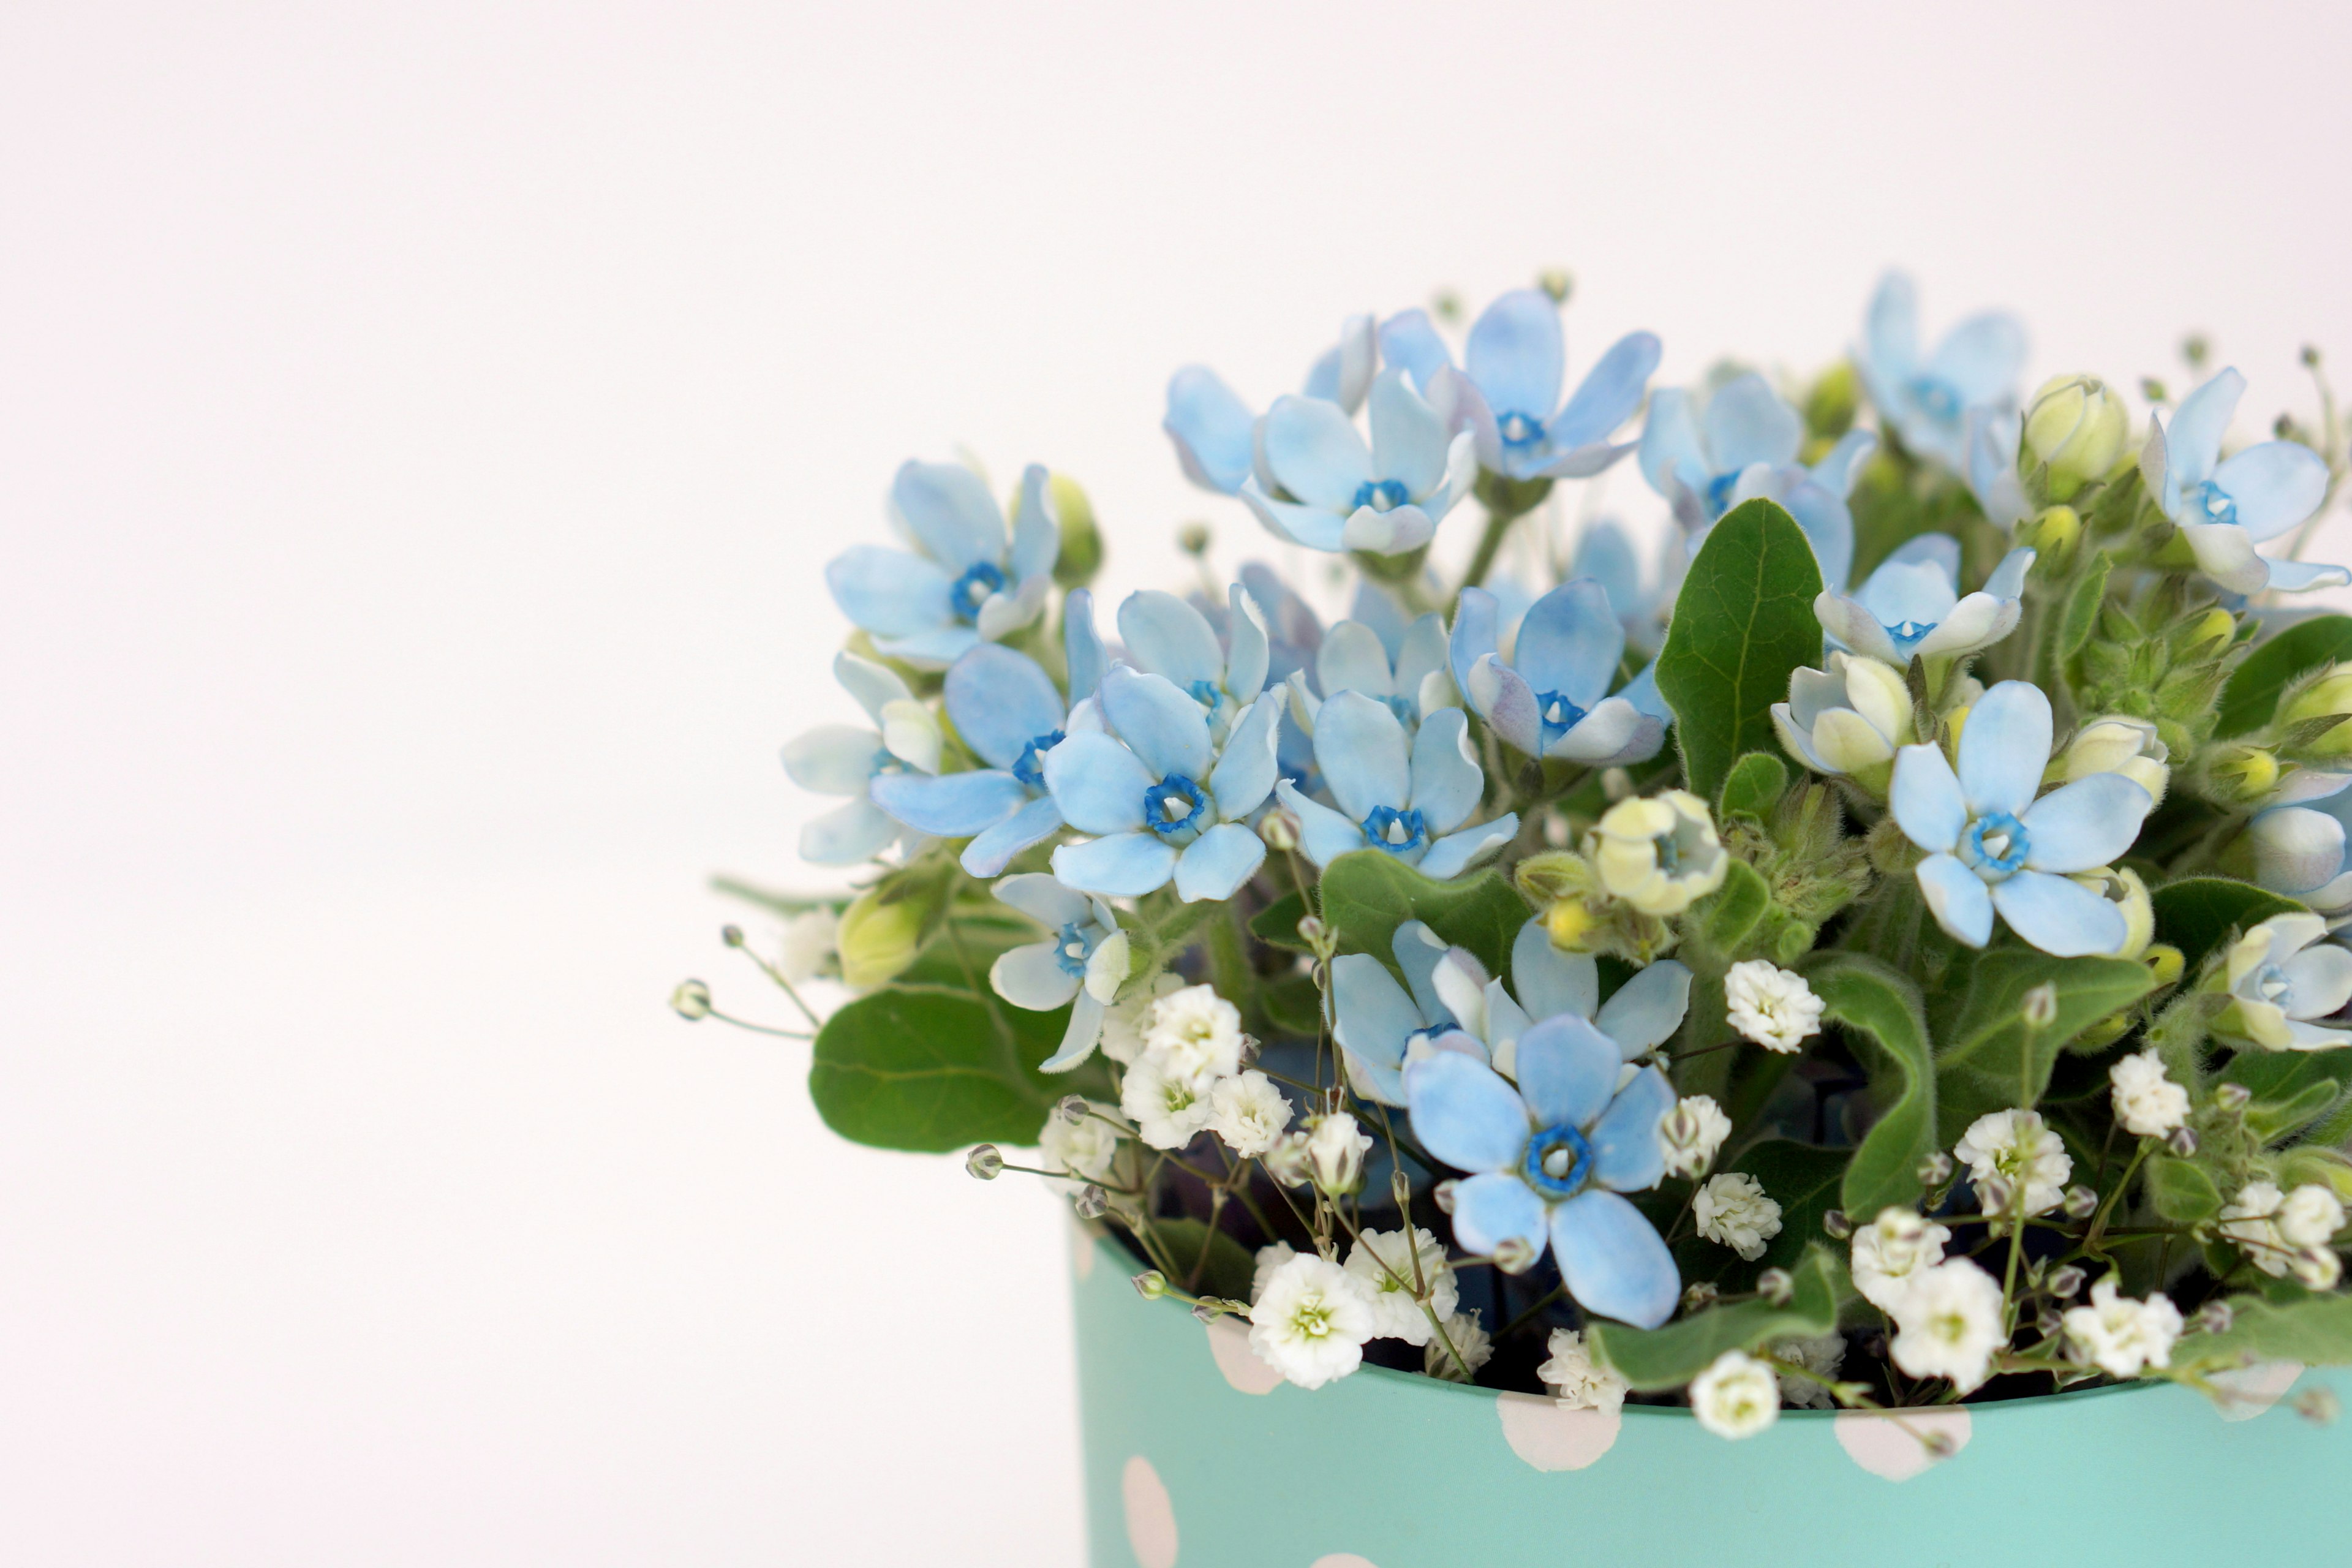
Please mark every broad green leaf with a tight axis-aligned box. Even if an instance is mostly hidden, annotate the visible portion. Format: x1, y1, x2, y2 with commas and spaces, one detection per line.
1656, 499, 1826, 801
1249, 889, 1317, 952
2150, 877, 2305, 973
1319, 851, 1528, 981
1931, 951, 2154, 1141
1807, 954, 1936, 1216
808, 984, 1087, 1152
1696, 858, 1772, 954
2245, 1078, 2346, 1144
1730, 1140, 1851, 1272
1147, 1218, 1255, 1300
1589, 1246, 1841, 1390
2145, 1153, 2223, 1223
2217, 614, 2352, 737
2054, 551, 2111, 663
2184, 1291, 2352, 1369
1719, 751, 1789, 821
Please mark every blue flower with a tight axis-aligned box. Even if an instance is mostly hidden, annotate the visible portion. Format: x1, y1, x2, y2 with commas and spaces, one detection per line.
1450, 581, 1668, 765
2145, 369, 2346, 595
1404, 1012, 1680, 1327
987, 874, 1131, 1071
869, 643, 1076, 878
781, 651, 940, 864
1043, 665, 1283, 901
1164, 316, 1376, 496
1287, 610, 1452, 735
1379, 290, 1660, 481
824, 460, 1059, 667
2247, 776, 2352, 913
1814, 533, 2034, 668
1242, 370, 1476, 556
1889, 680, 2154, 955
1570, 519, 1683, 657
1113, 584, 1272, 729
1962, 405, 2030, 529
1855, 272, 2027, 470
1639, 371, 1875, 591
1332, 916, 1690, 1104
1273, 695, 1517, 881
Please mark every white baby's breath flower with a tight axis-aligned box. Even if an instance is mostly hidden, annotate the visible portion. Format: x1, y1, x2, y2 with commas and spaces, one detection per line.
2279, 1183, 2348, 1248
1770, 1333, 1847, 1409
1249, 1241, 1297, 1305
777, 907, 841, 984
1690, 1350, 1779, 1439
1954, 1108, 2071, 1216
1247, 1254, 1376, 1390
1724, 961, 1824, 1053
1304, 1112, 1373, 1194
1694, 1172, 1784, 1261
2220, 1180, 2291, 1275
1120, 1054, 1213, 1150
1142, 982, 1246, 1083
1427, 1308, 1492, 1382
1889, 1259, 2005, 1392
1659, 1094, 1732, 1179
1098, 973, 1182, 1065
1343, 1226, 1457, 1346
1850, 1207, 1951, 1313
2062, 1278, 2184, 1378
1037, 1098, 1125, 1188
1207, 1070, 1291, 1158
1538, 1327, 1628, 1415
2108, 1047, 2188, 1138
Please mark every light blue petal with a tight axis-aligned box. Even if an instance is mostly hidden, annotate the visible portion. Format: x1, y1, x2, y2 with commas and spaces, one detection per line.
2215, 441, 2331, 543
1926, 312, 2027, 405
1572, 522, 1644, 619
1586, 1066, 1675, 1191
1703, 372, 1803, 472
1208, 692, 1283, 821
1259, 394, 1373, 511
869, 769, 1028, 836
1956, 680, 2052, 818
1049, 832, 1178, 899
1366, 369, 1448, 497
1174, 822, 1265, 902
1416, 816, 1518, 881
1449, 1172, 1550, 1260
1991, 870, 2128, 957
1638, 388, 1706, 499
1333, 952, 1421, 1073
1347, 581, 1411, 660
990, 871, 1091, 929
960, 794, 1065, 878
2166, 369, 2245, 492
945, 644, 1065, 770
1551, 1190, 1679, 1329
1619, 662, 1671, 722
1041, 992, 1109, 1073
1042, 731, 1153, 834
1864, 272, 1920, 384
872, 624, 979, 668
1377, 309, 1454, 394
1063, 588, 1106, 703
1548, 331, 1661, 450
1276, 780, 1368, 867
1781, 480, 1856, 595
834, 650, 913, 725
1917, 852, 1995, 947
1240, 484, 1348, 552
1467, 654, 1544, 755
1891, 744, 1967, 851
1512, 1014, 1621, 1130
1163, 366, 1256, 494
1224, 582, 1272, 697
1394, 921, 1452, 1023
825, 545, 956, 637
1810, 428, 1877, 498
1117, 590, 1226, 692
1317, 620, 1398, 701
1008, 465, 1059, 583
1408, 707, 1483, 832
1510, 579, 1623, 707
2019, 774, 2152, 872
1856, 557, 1959, 631
1402, 1053, 1530, 1175
1594, 960, 1692, 1058
801, 797, 901, 865
1448, 586, 1502, 696
1099, 665, 1214, 782
782, 725, 884, 796
1464, 288, 1564, 421
993, 940, 1083, 1011
1395, 614, 1449, 703
890, 459, 1004, 574
1983, 546, 2035, 600
1510, 917, 1597, 1022
2263, 556, 2352, 592
1313, 691, 1412, 822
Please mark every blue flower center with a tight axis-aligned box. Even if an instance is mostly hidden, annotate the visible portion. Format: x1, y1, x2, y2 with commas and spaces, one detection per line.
949, 560, 1008, 622
2192, 480, 2238, 527
1961, 810, 2030, 880
1885, 618, 1939, 655
1351, 478, 1412, 512
1052, 920, 1095, 979
1653, 829, 1683, 873
1362, 804, 1427, 856
1536, 690, 1589, 749
1382, 693, 1417, 726
2254, 961, 2293, 1005
1186, 678, 1223, 710
1907, 374, 1963, 422
1011, 729, 1065, 789
1144, 772, 1208, 839
1521, 1123, 1593, 1199
1705, 470, 1741, 519
1496, 410, 1547, 450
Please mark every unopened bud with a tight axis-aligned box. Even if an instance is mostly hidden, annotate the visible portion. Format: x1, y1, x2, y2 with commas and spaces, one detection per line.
2183, 333, 2210, 371
1304, 1112, 1370, 1196
2048, 1264, 2086, 1298
1682, 1281, 1720, 1312
1391, 1169, 1412, 1212
1917, 1151, 1954, 1187
2024, 375, 2130, 500
2145, 944, 2185, 989
2022, 983, 2059, 1028
2292, 1245, 2344, 1290
2196, 1300, 2235, 1335
966, 1144, 1005, 1180
1544, 899, 1600, 952
1056, 1094, 1090, 1125
1131, 1270, 1167, 1300
1977, 1174, 2018, 1215
1492, 1236, 1537, 1275
1258, 808, 1300, 851
1189, 1301, 1219, 1324
1922, 1430, 1959, 1459
1177, 521, 1212, 557
2296, 1387, 2343, 1426
1295, 914, 1327, 949
721, 924, 746, 948
2030, 503, 2082, 560
1756, 1268, 1793, 1305
2283, 668, 2352, 757
1536, 267, 1573, 304
2167, 1125, 2198, 1157
2217, 1082, 2252, 1112
1433, 1178, 1460, 1215
1823, 1208, 1854, 1240
1072, 1184, 1110, 1219
1263, 1131, 1313, 1188
2063, 1185, 2098, 1219
1601, 766, 1634, 802
670, 979, 714, 1020
2207, 745, 2280, 805
2140, 376, 2168, 404
2179, 607, 2238, 656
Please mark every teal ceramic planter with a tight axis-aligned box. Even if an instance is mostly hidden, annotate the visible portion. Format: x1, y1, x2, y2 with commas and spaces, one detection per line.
1069, 1226, 2348, 1567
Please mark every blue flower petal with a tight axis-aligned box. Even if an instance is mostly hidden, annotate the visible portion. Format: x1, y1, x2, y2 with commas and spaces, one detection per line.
782, 725, 885, 796
1118, 590, 1226, 692
1594, 961, 1692, 1058
1313, 691, 1412, 823
1333, 953, 1422, 1073
1703, 372, 1804, 472
1394, 921, 1450, 1022
1864, 273, 1920, 384
1259, 394, 1373, 512
1509, 916, 1598, 1023
1637, 388, 1707, 500
1099, 665, 1214, 783
992, 940, 1083, 1011
1548, 331, 1661, 451
1404, 1052, 1530, 1175
1174, 821, 1265, 902
825, 545, 956, 638
1050, 832, 1179, 898
1856, 556, 1959, 630
1317, 620, 1398, 701
890, 459, 1005, 575
1449, 1171, 1550, 1260
1208, 693, 1283, 821
1464, 289, 1564, 424
1572, 522, 1643, 619
1224, 583, 1272, 698
1465, 655, 1543, 755
945, 644, 1065, 771
1891, 743, 1967, 851
1063, 587, 1106, 703
1983, 545, 2035, 600
872, 624, 981, 668
2019, 774, 2151, 873
1240, 485, 1349, 553
869, 769, 1028, 836
1618, 663, 1672, 723
960, 793, 1065, 878
1275, 780, 1368, 867
1395, 614, 1449, 702
1551, 1190, 1679, 1329
2214, 441, 2331, 543
1415, 816, 1517, 881
1956, 680, 2051, 819
1811, 428, 1878, 498
1163, 366, 1256, 495
2166, 369, 2245, 496
1009, 465, 1059, 583
1377, 309, 1454, 394
1586, 1066, 1674, 1191
801, 797, 901, 865
1991, 870, 2127, 957
1408, 707, 1483, 833
990, 871, 1091, 929
1780, 479, 1856, 594
1042, 731, 1154, 834
1917, 851, 1995, 947
1367, 369, 1449, 497
1927, 312, 2027, 405
1510, 579, 1623, 708
2263, 556, 2352, 592
1448, 586, 1502, 696
1512, 1014, 1620, 1130
1041, 991, 1110, 1073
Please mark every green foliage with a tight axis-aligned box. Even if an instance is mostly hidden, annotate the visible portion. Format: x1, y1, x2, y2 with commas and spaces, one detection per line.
808, 984, 1095, 1152
2186, 1292, 2352, 1369
2216, 614, 2352, 738
1148, 1218, 1255, 1300
1693, 858, 1773, 956
2052, 551, 2111, 665
1319, 851, 1528, 980
2150, 878, 2304, 971
1656, 499, 1826, 800
1929, 951, 2155, 1140
1806, 954, 1937, 1217
2225, 1048, 2352, 1143
1718, 751, 1789, 821
1728, 1140, 1851, 1272
1248, 889, 1317, 952
2146, 1153, 2223, 1223
1589, 1246, 1841, 1390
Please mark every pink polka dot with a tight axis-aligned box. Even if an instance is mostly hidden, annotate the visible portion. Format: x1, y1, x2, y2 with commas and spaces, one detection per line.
2211, 1360, 2304, 1420
1121, 1455, 1178, 1568
1310, 1555, 1381, 1567
1495, 1392, 1621, 1471
1204, 1316, 1284, 1395
1833, 1406, 1970, 1480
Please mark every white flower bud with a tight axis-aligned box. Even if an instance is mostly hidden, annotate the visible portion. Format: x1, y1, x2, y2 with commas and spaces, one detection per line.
1304, 1112, 1372, 1196
965, 1144, 1005, 1180
1660, 1094, 1733, 1179
1072, 1184, 1109, 1219
1131, 1270, 1167, 1300
2063, 1185, 2098, 1219
671, 979, 714, 1020
2064, 717, 2169, 808
2024, 374, 2129, 500
1589, 790, 1728, 915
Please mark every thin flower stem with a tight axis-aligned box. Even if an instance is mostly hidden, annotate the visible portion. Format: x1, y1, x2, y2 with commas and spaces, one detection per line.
732, 944, 824, 1029
2083, 1140, 2152, 1257
706, 1009, 812, 1040
1498, 1284, 1566, 1340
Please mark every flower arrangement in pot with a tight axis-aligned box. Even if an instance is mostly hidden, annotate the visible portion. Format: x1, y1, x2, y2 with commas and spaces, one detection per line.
680, 272, 2352, 1559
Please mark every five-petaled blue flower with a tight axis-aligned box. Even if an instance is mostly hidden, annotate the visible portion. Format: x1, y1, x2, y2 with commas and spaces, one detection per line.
1815, 533, 2034, 668
824, 460, 1059, 667
987, 874, 1131, 1071
1639, 371, 1875, 592
1111, 584, 1272, 730
869, 642, 1075, 878
1404, 1012, 1681, 1328
781, 650, 938, 865
1855, 271, 2029, 471
1890, 680, 2154, 955
1287, 611, 1452, 737
1164, 316, 1376, 496
1379, 290, 1660, 481
1450, 580, 1668, 766
2145, 368, 2346, 595
1274, 695, 1517, 881
1043, 665, 1283, 901
1242, 370, 1477, 556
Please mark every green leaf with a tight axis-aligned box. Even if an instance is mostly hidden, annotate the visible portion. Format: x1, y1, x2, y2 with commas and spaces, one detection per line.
2150, 877, 2305, 972
2185, 1292, 2352, 1369
1146, 1218, 1255, 1300
1730, 1140, 1852, 1272
807, 984, 1085, 1152
1589, 1246, 1841, 1391
2054, 551, 2111, 663
2217, 614, 2352, 737
1248, 889, 1317, 952
1319, 851, 1529, 980
1719, 751, 1789, 820
1930, 951, 2155, 1141
1656, 498, 1826, 801
1806, 954, 1936, 1217
1695, 858, 1772, 954
2146, 1153, 2223, 1223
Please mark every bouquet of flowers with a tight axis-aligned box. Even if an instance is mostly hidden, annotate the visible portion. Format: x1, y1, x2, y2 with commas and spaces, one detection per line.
680, 272, 2352, 1439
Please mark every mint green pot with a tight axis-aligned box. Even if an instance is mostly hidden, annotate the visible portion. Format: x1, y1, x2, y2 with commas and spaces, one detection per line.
1068, 1226, 2348, 1567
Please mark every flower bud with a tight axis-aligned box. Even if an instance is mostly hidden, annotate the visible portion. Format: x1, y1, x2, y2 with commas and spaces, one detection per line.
2035, 1305, 2065, 1337
1601, 766, 1634, 801
2282, 667, 2352, 757
966, 1144, 1005, 1180
2062, 1184, 2098, 1219
2022, 983, 2059, 1028
1056, 1094, 1091, 1125
2206, 745, 2280, 805
2177, 607, 2239, 658
1433, 1177, 1460, 1215
2025, 374, 2130, 500
837, 885, 931, 992
1681, 1281, 1720, 1312
670, 979, 714, 1021
720, 924, 746, 948
2064, 717, 2169, 808
1072, 1184, 1110, 1219
2196, 1300, 2234, 1335
2296, 1386, 2343, 1426
1756, 1267, 1793, 1305
1544, 898, 1601, 952
1492, 1236, 1538, 1275
1263, 1130, 1314, 1188
1175, 520, 1211, 557
1305, 1112, 1371, 1195
1660, 1095, 1732, 1179
1131, 1270, 1167, 1300
2167, 1125, 2199, 1157
1823, 1208, 1854, 1240
1189, 1301, 1219, 1324
2029, 504, 2081, 560
2145, 944, 2185, 990
2216, 1082, 2253, 1112
2293, 1245, 2345, 1291
1977, 1173, 2018, 1215
1257, 807, 1300, 851
1917, 1150, 1954, 1188
1295, 914, 1329, 952
2048, 1264, 2086, 1299
1591, 791, 1727, 915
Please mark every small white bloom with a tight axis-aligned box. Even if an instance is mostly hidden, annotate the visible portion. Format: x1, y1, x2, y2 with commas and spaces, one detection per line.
1694, 1172, 1784, 1261
1724, 961, 1824, 1053
1427, 1308, 1492, 1382
2064, 715, 2170, 809
1954, 1108, 2072, 1217
1889, 1259, 2005, 1392
1659, 1094, 1733, 1179
2062, 1278, 2184, 1378
2108, 1048, 2189, 1138
1304, 1112, 1373, 1195
1850, 1207, 1952, 1313
2280, 1183, 2348, 1246
2293, 1245, 2345, 1290
1247, 1254, 1377, 1390
2220, 1180, 2292, 1273
1690, 1349, 1780, 1439
1538, 1327, 1629, 1415
1771, 1333, 1847, 1409
1037, 1098, 1125, 1188
1207, 1070, 1292, 1158
1142, 983, 1246, 1083
1120, 1054, 1213, 1150
777, 907, 841, 984
1343, 1226, 1457, 1346
1098, 973, 1183, 1064
1248, 1241, 1297, 1305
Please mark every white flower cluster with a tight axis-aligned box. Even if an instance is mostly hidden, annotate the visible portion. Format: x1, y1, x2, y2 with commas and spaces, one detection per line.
1694, 1172, 1783, 1261
2062, 1278, 2184, 1378
1538, 1327, 1629, 1414
1723, 961, 1823, 1054
1848, 1205, 2006, 1390
1116, 982, 1294, 1156
2221, 1180, 2348, 1288
1690, 1349, 1779, 1438
1659, 1094, 1731, 1178
1954, 1107, 2071, 1218
2108, 1047, 2188, 1138
1246, 1229, 1468, 1389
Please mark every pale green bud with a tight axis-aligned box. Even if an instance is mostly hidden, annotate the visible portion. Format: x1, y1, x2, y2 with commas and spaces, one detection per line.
2029, 504, 2081, 561
670, 979, 714, 1021
2025, 374, 2129, 500
2064, 716, 2169, 807
837, 886, 929, 991
2283, 668, 2352, 756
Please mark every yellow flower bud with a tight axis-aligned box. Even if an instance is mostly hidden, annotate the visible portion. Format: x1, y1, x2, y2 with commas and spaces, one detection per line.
1589, 791, 1727, 916
2284, 667, 2352, 756
2064, 716, 2169, 808
2030, 505, 2081, 560
2208, 744, 2280, 803
2179, 608, 2238, 657
1545, 898, 1601, 952
2144, 944, 2185, 989
2068, 865, 2154, 960
837, 886, 930, 991
2024, 374, 2130, 501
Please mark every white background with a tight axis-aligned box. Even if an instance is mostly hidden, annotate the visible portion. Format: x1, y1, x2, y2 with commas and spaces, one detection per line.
6, 3, 2350, 1562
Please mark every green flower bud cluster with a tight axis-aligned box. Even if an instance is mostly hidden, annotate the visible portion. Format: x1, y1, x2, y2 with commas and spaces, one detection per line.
2073, 581, 2252, 770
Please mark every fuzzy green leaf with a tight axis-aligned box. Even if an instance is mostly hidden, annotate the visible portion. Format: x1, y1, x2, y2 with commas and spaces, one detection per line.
1319, 851, 1528, 981
1589, 1245, 1841, 1391
1248, 889, 1317, 952
2054, 552, 2112, 663
2146, 1153, 2223, 1223
2186, 1292, 2352, 1370
1807, 954, 1937, 1216
1697, 858, 1773, 954
2150, 878, 2305, 972
1719, 751, 1790, 820
808, 984, 1087, 1152
1931, 951, 2154, 1140
2217, 614, 2352, 738
1656, 499, 1826, 801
